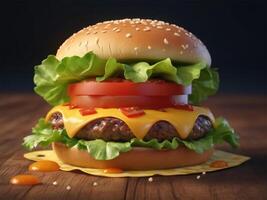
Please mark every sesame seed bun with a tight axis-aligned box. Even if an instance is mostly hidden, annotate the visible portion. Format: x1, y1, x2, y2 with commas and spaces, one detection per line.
56, 18, 211, 66
52, 142, 213, 170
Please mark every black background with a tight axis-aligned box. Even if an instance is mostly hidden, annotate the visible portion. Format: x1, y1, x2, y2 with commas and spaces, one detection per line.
1, 0, 266, 94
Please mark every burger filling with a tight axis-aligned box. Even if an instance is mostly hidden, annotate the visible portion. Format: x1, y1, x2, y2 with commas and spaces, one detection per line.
50, 112, 213, 142
23, 52, 240, 161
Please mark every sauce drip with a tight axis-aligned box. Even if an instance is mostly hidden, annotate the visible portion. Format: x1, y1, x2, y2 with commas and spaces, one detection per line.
209, 160, 228, 168
29, 160, 60, 172
103, 168, 123, 174
10, 175, 40, 185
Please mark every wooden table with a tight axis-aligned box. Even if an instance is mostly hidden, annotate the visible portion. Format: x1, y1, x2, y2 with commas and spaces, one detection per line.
0, 93, 266, 200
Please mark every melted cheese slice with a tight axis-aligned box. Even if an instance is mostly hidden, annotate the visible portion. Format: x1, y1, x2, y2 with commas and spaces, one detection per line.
46, 105, 215, 140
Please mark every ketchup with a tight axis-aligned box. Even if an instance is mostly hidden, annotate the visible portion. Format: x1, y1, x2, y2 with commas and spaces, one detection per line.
209, 160, 228, 168
79, 108, 97, 116
10, 175, 40, 185
103, 168, 123, 174
28, 160, 60, 172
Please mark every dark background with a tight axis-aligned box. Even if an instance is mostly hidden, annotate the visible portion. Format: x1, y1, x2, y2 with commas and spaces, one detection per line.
1, 0, 266, 94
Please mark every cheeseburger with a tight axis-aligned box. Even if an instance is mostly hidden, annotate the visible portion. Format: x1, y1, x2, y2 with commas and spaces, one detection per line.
23, 19, 239, 170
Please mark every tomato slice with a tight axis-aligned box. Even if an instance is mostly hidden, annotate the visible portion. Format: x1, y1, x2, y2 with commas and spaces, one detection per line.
119, 107, 145, 118
70, 95, 188, 109
68, 80, 191, 96
79, 108, 97, 116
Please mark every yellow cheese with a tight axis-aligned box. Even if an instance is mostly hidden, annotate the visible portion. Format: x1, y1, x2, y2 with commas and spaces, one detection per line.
46, 105, 215, 140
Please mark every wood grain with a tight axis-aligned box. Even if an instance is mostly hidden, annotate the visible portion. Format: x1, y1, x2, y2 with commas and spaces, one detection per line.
0, 93, 266, 200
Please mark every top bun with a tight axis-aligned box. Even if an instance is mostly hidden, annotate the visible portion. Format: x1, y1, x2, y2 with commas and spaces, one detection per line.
56, 18, 211, 66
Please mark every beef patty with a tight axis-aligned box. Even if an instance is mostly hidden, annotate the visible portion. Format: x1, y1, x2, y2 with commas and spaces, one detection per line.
49, 112, 213, 142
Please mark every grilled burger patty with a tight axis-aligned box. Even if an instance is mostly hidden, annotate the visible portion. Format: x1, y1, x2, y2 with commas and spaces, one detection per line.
49, 112, 213, 142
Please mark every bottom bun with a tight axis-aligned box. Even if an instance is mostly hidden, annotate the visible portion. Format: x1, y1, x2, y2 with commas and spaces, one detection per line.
52, 142, 213, 170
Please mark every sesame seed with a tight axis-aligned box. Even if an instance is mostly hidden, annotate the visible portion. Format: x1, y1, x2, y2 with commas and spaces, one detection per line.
85, 31, 90, 35
147, 45, 152, 50
104, 24, 111, 29
125, 33, 132, 38
156, 26, 163, 29
92, 31, 97, 34
123, 18, 130, 22
112, 27, 118, 31
196, 175, 201, 180
93, 182, 98, 186
135, 27, 140, 31
66, 185, 71, 190
78, 42, 82, 47
143, 27, 151, 32
181, 44, 189, 49
174, 32, 180, 37
53, 181, 58, 186
141, 21, 147, 25
134, 47, 138, 51
115, 29, 120, 33
185, 32, 192, 37
101, 30, 107, 33
163, 38, 169, 45
166, 28, 171, 31
148, 177, 153, 182
202, 172, 206, 175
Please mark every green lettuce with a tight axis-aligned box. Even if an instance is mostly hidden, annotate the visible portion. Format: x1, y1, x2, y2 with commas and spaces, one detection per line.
189, 67, 219, 104
34, 52, 219, 106
23, 118, 239, 160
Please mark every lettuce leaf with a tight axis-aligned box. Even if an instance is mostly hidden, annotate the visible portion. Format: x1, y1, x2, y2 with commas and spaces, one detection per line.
34, 52, 219, 106
23, 117, 239, 160
189, 67, 219, 104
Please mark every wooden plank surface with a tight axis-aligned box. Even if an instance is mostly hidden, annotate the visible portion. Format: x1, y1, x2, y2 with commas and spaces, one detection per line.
0, 93, 266, 200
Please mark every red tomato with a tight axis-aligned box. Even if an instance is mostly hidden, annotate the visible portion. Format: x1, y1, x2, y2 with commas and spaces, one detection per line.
119, 107, 145, 118
68, 80, 191, 96
70, 95, 188, 109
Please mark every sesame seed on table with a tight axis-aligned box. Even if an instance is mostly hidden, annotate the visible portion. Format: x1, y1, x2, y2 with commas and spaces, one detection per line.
0, 93, 266, 200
